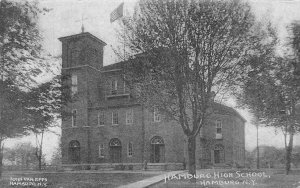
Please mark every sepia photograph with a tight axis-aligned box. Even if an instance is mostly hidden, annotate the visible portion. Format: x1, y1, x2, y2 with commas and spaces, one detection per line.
0, 0, 300, 187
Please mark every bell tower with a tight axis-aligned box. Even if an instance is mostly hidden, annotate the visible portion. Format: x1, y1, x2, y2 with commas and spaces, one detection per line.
59, 32, 106, 69
59, 32, 106, 164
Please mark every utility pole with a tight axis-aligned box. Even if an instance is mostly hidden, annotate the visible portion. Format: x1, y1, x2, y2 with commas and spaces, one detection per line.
256, 123, 259, 169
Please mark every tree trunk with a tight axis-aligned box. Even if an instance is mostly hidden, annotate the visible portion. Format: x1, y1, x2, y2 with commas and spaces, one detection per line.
0, 139, 3, 178
35, 131, 44, 171
256, 124, 259, 169
187, 136, 196, 183
38, 151, 42, 171
285, 132, 294, 175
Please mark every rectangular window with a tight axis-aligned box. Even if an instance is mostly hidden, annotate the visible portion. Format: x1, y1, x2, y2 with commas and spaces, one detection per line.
112, 111, 118, 125
72, 109, 77, 127
128, 142, 133, 157
99, 144, 104, 158
98, 112, 105, 126
111, 80, 118, 95
123, 80, 126, 93
216, 120, 222, 133
71, 74, 78, 95
154, 108, 161, 122
126, 109, 133, 125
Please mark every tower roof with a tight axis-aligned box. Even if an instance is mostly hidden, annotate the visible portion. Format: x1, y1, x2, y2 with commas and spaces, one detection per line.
58, 32, 107, 46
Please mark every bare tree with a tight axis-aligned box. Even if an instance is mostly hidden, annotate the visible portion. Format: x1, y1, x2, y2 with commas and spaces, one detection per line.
117, 0, 269, 177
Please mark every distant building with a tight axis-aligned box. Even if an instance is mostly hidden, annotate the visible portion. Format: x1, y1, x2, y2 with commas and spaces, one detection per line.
59, 32, 246, 170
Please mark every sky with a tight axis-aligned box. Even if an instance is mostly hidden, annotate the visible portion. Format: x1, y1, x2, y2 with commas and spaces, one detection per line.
4, 0, 300, 162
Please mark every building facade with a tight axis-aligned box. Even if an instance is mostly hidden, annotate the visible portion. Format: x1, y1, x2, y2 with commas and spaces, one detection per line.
60, 32, 246, 170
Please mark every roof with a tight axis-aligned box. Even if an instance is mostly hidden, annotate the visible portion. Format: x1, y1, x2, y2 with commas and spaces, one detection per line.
102, 61, 125, 72
102, 52, 146, 72
58, 32, 107, 46
211, 102, 247, 122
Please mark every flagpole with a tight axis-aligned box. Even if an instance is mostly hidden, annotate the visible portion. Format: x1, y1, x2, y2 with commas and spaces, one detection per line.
123, 0, 126, 61
110, 2, 125, 60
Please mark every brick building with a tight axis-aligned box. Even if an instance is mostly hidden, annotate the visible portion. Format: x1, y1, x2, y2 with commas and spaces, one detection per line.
59, 32, 246, 170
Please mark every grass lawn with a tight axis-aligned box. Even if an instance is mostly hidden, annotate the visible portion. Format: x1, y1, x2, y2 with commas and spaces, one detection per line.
0, 171, 158, 188
151, 169, 300, 188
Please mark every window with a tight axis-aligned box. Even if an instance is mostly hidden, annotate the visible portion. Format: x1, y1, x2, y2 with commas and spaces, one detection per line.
71, 74, 78, 95
235, 123, 238, 135
72, 109, 77, 127
112, 111, 118, 125
153, 108, 161, 122
99, 144, 104, 158
128, 142, 133, 157
111, 80, 118, 95
216, 120, 222, 134
126, 109, 133, 125
98, 112, 105, 126
71, 49, 79, 66
123, 80, 126, 93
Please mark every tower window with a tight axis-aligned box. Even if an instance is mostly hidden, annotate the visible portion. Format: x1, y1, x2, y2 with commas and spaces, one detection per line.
126, 109, 133, 125
112, 111, 118, 125
72, 109, 77, 127
123, 80, 126, 93
71, 74, 78, 95
111, 80, 118, 95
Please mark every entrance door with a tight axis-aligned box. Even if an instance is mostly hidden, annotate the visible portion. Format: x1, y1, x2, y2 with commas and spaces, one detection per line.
109, 138, 122, 163
69, 140, 80, 164
110, 146, 122, 163
214, 150, 220, 164
152, 144, 161, 163
150, 136, 164, 163
213, 144, 224, 164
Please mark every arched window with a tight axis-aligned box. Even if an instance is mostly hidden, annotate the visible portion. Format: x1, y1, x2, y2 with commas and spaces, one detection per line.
69, 140, 80, 164
214, 144, 224, 150
150, 136, 164, 145
109, 138, 121, 147
69, 140, 80, 148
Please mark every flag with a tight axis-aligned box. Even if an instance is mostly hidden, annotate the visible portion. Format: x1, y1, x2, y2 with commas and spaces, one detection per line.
110, 3, 124, 23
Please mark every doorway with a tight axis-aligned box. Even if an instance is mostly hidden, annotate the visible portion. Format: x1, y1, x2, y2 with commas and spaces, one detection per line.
150, 136, 165, 163
69, 140, 80, 164
109, 138, 122, 163
214, 144, 224, 164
